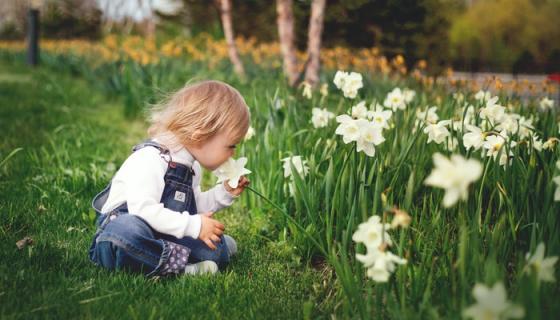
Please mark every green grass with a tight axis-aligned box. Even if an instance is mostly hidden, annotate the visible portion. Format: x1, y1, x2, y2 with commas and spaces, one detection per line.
0, 59, 332, 319
1, 47, 559, 319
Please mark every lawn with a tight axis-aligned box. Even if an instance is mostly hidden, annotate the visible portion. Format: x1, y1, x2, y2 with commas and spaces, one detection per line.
0, 58, 331, 319
1, 40, 559, 319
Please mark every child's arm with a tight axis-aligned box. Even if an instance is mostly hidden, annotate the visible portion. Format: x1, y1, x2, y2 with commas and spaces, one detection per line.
192, 162, 238, 213
120, 148, 202, 239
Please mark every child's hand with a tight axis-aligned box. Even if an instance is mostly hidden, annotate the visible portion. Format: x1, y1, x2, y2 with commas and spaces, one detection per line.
224, 176, 250, 196
198, 212, 224, 250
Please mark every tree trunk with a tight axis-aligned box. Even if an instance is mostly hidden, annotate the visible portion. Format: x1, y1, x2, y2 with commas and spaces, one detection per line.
304, 0, 326, 87
217, 0, 246, 79
276, 0, 298, 87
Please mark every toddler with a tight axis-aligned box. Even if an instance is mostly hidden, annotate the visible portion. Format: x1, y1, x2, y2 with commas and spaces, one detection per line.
88, 80, 250, 277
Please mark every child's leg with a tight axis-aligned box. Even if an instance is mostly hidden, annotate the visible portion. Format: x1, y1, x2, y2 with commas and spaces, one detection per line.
160, 234, 237, 269
89, 213, 191, 277
223, 235, 237, 256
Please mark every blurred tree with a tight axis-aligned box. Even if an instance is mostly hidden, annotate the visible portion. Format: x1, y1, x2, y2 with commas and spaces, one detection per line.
449, 0, 560, 72
215, 0, 246, 79
277, 0, 299, 86
304, 0, 326, 87
42, 0, 102, 39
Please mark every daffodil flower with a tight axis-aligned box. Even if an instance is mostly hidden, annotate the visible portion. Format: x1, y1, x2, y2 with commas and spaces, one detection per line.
479, 96, 506, 124
383, 87, 406, 111
352, 215, 392, 250
463, 282, 525, 320
424, 153, 482, 207
403, 88, 416, 103
213, 157, 251, 189
333, 70, 363, 99
416, 106, 439, 124
353, 215, 407, 283
539, 96, 554, 111
244, 126, 255, 140
463, 125, 485, 151
474, 90, 492, 102
423, 120, 451, 145
351, 101, 368, 119
367, 103, 392, 129
281, 156, 309, 178
311, 108, 335, 128
524, 242, 558, 282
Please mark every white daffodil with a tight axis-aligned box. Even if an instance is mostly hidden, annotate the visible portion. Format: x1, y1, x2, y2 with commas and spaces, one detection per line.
479, 96, 505, 124
351, 101, 369, 119
367, 104, 392, 129
518, 116, 534, 139
356, 120, 385, 157
333, 70, 363, 99
343, 72, 363, 99
474, 90, 492, 103
273, 97, 284, 110
403, 88, 416, 103
423, 120, 452, 145
424, 153, 482, 207
463, 125, 485, 151
311, 107, 335, 128
463, 282, 525, 320
301, 81, 312, 99
496, 113, 520, 135
554, 160, 560, 201
213, 157, 252, 189
524, 242, 558, 282
353, 215, 407, 283
244, 126, 255, 140
335, 115, 361, 143
361, 249, 407, 282
416, 106, 439, 124
539, 97, 554, 112
531, 135, 543, 152
384, 88, 407, 111
483, 133, 516, 167
352, 215, 392, 250
483, 134, 506, 158
453, 92, 465, 103
281, 156, 309, 179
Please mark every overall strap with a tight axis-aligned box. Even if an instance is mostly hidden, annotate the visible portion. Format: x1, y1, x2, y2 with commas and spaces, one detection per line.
132, 139, 173, 164
132, 139, 195, 176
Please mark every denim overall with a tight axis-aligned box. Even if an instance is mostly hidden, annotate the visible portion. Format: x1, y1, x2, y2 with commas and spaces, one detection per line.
88, 140, 230, 277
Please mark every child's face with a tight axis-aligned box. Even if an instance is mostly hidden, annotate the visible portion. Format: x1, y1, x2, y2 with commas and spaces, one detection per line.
187, 130, 238, 171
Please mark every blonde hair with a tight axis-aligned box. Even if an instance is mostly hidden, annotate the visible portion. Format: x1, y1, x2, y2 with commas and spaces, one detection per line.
148, 80, 250, 150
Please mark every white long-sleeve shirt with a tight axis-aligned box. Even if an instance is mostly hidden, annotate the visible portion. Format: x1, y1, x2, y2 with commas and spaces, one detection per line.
100, 135, 236, 239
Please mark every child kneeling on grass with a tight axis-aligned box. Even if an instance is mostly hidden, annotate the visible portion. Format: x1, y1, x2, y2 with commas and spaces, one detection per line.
88, 80, 250, 277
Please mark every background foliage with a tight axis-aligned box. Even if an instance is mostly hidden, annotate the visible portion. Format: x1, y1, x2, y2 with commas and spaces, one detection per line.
1, 0, 559, 73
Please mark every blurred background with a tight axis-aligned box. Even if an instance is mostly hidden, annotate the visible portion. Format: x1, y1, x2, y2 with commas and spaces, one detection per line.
1, 0, 559, 75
